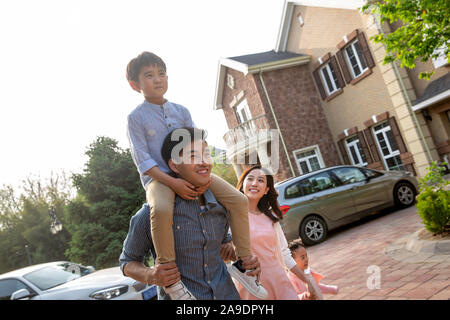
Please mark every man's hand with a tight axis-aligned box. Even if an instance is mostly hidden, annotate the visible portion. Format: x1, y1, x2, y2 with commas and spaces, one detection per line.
220, 241, 236, 262
171, 178, 198, 200
241, 255, 261, 278
194, 177, 212, 195
148, 262, 181, 287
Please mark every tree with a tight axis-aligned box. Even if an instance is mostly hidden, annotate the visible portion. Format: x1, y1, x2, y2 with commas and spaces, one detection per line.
0, 173, 72, 274
210, 146, 238, 187
362, 0, 450, 79
65, 137, 144, 269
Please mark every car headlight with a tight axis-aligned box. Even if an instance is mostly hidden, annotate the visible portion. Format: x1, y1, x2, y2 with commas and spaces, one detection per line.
90, 285, 129, 300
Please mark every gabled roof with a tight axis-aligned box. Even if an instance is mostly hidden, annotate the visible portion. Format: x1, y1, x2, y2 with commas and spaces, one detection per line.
214, 50, 310, 110
412, 72, 450, 111
275, 0, 365, 52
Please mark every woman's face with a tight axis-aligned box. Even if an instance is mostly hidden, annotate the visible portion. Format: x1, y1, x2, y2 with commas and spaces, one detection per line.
242, 168, 270, 202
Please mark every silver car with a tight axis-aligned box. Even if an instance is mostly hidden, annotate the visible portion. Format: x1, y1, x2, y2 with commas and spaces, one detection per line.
0, 261, 157, 300
275, 165, 418, 246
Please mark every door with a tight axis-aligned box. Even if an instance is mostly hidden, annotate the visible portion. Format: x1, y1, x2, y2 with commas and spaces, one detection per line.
331, 167, 388, 213
306, 170, 357, 221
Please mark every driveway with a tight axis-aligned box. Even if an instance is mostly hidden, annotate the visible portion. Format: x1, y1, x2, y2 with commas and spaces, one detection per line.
304, 205, 450, 300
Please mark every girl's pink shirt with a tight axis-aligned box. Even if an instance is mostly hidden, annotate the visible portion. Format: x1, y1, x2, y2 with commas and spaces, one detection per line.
288, 269, 338, 300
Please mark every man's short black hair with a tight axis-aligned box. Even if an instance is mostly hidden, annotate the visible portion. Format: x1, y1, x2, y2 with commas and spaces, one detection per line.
126, 51, 167, 83
288, 239, 305, 253
161, 127, 208, 166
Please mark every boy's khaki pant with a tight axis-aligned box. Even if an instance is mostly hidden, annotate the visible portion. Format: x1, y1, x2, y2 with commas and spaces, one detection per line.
147, 174, 251, 264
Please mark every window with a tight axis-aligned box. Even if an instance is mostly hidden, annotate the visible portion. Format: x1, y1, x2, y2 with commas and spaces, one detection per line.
361, 168, 383, 179
0, 279, 30, 300
235, 99, 251, 124
345, 136, 367, 166
332, 167, 367, 185
285, 179, 315, 199
320, 63, 339, 95
308, 171, 338, 192
372, 122, 406, 171
294, 146, 324, 175
344, 40, 368, 78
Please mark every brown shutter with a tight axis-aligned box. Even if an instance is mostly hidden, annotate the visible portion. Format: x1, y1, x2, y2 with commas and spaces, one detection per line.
312, 69, 327, 100
357, 131, 372, 164
363, 128, 381, 163
336, 49, 352, 84
357, 31, 375, 69
329, 55, 346, 89
388, 117, 407, 153
337, 140, 351, 165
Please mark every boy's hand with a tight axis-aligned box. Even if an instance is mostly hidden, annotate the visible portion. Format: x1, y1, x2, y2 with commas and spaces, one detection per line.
194, 177, 212, 195
171, 178, 198, 200
220, 241, 236, 262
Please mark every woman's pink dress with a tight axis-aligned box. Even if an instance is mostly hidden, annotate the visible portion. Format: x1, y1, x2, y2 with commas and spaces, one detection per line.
236, 212, 298, 300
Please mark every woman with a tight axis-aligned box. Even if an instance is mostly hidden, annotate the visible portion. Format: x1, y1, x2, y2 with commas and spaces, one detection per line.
235, 165, 323, 300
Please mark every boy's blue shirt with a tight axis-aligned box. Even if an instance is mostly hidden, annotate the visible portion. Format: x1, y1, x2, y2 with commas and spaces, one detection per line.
127, 100, 195, 189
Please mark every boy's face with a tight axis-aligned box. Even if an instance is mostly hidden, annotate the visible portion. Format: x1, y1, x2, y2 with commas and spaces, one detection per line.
292, 247, 309, 270
169, 140, 212, 187
130, 64, 168, 104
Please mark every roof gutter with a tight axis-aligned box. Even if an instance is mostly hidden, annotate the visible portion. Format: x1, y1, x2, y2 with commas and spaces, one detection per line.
258, 69, 296, 178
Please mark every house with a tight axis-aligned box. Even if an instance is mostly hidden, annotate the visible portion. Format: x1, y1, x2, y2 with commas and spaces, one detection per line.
214, 0, 450, 181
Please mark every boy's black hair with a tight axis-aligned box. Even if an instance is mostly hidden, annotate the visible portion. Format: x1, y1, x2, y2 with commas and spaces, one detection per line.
126, 51, 167, 83
161, 127, 208, 167
288, 239, 305, 253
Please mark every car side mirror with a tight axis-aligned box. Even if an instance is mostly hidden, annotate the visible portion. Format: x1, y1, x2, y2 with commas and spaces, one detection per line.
10, 289, 32, 300
365, 175, 374, 183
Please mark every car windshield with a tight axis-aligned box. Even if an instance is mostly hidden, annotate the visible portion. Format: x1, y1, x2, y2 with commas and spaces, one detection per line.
23, 262, 91, 290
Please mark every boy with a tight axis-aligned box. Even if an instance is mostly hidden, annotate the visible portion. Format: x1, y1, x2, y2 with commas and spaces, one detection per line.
288, 240, 338, 299
125, 52, 266, 300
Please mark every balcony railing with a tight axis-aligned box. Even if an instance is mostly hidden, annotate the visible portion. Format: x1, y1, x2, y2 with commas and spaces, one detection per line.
223, 114, 273, 156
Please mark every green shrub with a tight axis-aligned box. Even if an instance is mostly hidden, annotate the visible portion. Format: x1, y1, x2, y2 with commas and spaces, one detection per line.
416, 162, 450, 235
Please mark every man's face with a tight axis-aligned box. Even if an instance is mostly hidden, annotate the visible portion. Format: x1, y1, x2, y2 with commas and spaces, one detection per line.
169, 140, 212, 187
131, 64, 168, 103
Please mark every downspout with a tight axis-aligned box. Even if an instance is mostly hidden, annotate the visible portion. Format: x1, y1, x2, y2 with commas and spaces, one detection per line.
373, 11, 434, 164
259, 69, 296, 177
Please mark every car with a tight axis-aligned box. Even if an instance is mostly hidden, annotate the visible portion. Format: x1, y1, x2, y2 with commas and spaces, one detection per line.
0, 261, 157, 300
275, 165, 418, 246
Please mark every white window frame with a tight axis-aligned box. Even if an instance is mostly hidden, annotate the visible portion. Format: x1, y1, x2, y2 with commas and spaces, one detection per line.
319, 63, 339, 95
344, 40, 368, 78
235, 99, 252, 124
372, 122, 404, 171
293, 145, 325, 175
345, 136, 368, 167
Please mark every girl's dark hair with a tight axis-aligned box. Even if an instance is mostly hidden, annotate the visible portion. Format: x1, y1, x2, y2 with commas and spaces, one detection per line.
236, 164, 283, 223
126, 51, 167, 82
161, 127, 207, 166
288, 239, 305, 253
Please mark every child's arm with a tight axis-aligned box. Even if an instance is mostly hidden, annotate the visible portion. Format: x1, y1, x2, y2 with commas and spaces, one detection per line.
145, 166, 198, 200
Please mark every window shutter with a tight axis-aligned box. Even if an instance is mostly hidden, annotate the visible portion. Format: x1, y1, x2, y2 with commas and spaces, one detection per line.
336, 49, 352, 84
357, 131, 372, 164
363, 128, 381, 163
357, 31, 375, 69
388, 117, 407, 153
337, 140, 351, 165
329, 55, 345, 89
312, 69, 327, 100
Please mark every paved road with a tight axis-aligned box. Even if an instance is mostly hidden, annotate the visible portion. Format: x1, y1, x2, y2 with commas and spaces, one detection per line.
303, 205, 450, 300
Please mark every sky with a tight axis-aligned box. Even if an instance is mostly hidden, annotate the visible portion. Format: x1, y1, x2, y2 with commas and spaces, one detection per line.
0, 0, 286, 189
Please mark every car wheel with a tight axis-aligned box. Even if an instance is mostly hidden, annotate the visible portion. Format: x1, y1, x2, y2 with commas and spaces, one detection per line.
299, 216, 327, 246
394, 182, 416, 208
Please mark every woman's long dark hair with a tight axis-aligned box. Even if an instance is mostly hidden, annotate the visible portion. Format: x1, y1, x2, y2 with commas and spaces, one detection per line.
236, 164, 283, 223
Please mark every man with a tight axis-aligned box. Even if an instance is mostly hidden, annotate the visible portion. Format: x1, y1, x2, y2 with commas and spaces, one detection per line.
119, 127, 264, 300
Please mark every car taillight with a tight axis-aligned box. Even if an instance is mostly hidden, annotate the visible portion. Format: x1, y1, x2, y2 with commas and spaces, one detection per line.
280, 205, 290, 215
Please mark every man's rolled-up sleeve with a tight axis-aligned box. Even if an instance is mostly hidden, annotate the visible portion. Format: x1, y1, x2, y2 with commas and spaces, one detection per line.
119, 205, 153, 276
